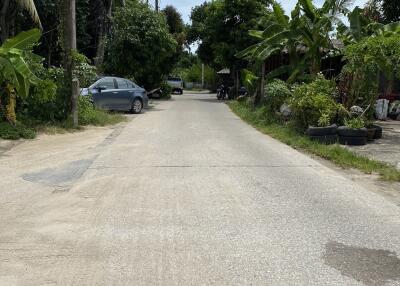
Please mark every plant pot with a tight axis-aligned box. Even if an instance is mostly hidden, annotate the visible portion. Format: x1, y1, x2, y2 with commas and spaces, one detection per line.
372, 124, 383, 139
366, 127, 376, 142
309, 134, 338, 145
337, 126, 368, 137
337, 126, 367, 146
307, 124, 337, 136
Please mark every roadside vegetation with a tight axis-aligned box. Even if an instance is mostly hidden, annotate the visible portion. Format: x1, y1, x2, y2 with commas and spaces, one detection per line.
229, 100, 400, 182
184, 0, 400, 181
0, 0, 187, 140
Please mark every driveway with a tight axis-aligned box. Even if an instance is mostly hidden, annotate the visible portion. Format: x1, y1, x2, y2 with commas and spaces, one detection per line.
0, 92, 399, 285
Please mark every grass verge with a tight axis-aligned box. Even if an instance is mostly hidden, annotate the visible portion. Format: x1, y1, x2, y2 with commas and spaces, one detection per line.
228, 100, 400, 182
1, 99, 126, 140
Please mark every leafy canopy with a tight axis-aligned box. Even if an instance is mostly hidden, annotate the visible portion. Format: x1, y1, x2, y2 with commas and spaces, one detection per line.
188, 0, 271, 69
105, 1, 177, 89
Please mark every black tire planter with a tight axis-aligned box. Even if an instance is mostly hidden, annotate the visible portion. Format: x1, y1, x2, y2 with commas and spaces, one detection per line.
337, 126, 368, 137
307, 124, 337, 136
310, 134, 338, 145
366, 127, 376, 142
339, 136, 367, 146
337, 126, 367, 146
372, 124, 383, 139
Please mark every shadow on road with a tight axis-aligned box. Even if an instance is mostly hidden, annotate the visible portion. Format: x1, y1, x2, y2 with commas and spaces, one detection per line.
323, 241, 400, 286
193, 98, 230, 103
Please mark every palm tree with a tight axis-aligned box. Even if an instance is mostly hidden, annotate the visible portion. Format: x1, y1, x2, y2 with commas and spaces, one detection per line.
0, 0, 42, 43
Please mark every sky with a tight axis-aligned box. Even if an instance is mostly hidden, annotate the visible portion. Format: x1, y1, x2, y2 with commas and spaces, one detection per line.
160, 0, 369, 24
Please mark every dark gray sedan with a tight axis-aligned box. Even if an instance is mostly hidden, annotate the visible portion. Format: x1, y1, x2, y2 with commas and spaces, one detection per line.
81, 77, 148, 113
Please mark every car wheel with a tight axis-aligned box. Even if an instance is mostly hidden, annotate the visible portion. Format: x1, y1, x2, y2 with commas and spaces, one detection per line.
131, 98, 143, 114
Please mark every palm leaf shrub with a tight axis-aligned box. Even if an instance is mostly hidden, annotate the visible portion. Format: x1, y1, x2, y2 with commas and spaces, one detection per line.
0, 29, 41, 124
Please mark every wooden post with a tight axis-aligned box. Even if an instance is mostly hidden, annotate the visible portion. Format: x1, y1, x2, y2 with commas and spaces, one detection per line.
72, 78, 79, 128
254, 61, 265, 106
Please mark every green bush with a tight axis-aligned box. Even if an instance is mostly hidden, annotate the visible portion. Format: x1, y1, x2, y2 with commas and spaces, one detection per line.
264, 79, 292, 112
345, 117, 365, 128
21, 78, 65, 122
289, 74, 339, 130
160, 82, 172, 99
342, 35, 400, 110
178, 63, 217, 89
78, 96, 126, 126
0, 122, 36, 140
72, 52, 98, 87
20, 52, 97, 123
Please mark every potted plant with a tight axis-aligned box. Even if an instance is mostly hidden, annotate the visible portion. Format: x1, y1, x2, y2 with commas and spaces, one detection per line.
365, 120, 377, 142
338, 117, 368, 146
307, 113, 338, 144
372, 124, 383, 139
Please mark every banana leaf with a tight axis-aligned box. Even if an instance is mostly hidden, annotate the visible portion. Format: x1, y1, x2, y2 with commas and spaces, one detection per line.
1, 29, 41, 50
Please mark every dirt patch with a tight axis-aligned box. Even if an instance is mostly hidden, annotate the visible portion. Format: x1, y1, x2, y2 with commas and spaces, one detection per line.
345, 120, 400, 170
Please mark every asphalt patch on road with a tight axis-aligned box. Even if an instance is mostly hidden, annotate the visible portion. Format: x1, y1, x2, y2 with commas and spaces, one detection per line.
324, 241, 400, 285
22, 157, 96, 188
97, 125, 125, 148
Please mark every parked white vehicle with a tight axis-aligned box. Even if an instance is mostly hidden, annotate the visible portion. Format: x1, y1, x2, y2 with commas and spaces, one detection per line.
167, 76, 183, 95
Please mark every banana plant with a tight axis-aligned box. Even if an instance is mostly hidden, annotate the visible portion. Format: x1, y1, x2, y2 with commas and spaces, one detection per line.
237, 0, 350, 82
337, 6, 400, 44
236, 2, 304, 82
0, 29, 41, 124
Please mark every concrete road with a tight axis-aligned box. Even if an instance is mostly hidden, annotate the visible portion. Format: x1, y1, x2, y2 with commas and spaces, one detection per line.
0, 92, 400, 286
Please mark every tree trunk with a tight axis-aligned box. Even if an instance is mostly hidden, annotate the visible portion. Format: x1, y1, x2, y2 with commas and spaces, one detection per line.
5, 83, 16, 126
47, 31, 53, 67
62, 0, 77, 121
155, 0, 159, 11
254, 61, 265, 106
0, 0, 10, 43
94, 0, 113, 70
386, 77, 394, 97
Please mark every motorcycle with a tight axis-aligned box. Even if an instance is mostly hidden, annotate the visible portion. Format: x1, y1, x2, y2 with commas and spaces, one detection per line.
217, 85, 227, 100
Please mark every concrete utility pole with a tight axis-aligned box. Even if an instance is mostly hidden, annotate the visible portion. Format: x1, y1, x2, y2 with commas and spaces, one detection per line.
64, 0, 78, 127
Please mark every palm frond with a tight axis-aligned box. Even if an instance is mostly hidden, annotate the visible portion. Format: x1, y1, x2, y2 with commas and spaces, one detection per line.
15, 0, 42, 29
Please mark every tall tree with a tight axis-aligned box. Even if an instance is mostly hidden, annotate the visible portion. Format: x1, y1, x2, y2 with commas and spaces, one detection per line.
363, 0, 400, 24
90, 0, 113, 70
382, 0, 400, 23
163, 5, 184, 35
188, 0, 272, 93
105, 0, 177, 88
0, 0, 41, 43
162, 5, 186, 66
